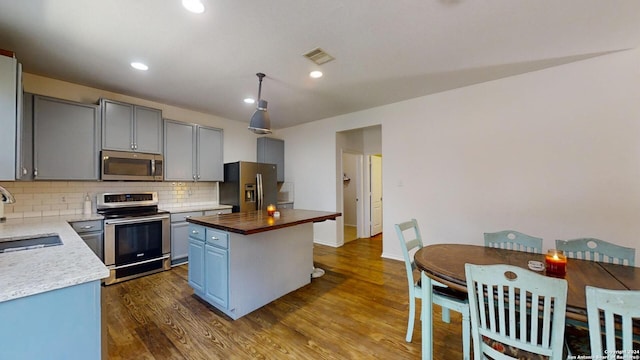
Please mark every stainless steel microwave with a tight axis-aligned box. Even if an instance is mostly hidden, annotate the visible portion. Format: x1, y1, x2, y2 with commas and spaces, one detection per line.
101, 150, 163, 181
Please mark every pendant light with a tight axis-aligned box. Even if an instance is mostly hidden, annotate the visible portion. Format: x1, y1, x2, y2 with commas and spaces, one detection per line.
248, 73, 272, 134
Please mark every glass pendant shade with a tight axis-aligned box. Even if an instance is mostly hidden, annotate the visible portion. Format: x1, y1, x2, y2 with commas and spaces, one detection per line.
248, 100, 272, 134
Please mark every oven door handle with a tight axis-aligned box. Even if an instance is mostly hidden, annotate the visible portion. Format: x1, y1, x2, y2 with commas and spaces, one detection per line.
111, 254, 171, 270
104, 215, 169, 225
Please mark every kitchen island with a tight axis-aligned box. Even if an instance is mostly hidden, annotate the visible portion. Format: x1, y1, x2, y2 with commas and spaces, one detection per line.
186, 209, 341, 320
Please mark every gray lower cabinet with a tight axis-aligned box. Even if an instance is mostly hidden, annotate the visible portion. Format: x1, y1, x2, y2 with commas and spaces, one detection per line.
171, 208, 231, 265
188, 224, 228, 308
101, 99, 162, 154
257, 137, 285, 182
164, 119, 223, 181
278, 202, 294, 209
69, 219, 103, 261
33, 95, 100, 180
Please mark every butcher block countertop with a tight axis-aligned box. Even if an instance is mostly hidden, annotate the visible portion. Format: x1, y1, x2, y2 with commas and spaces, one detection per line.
186, 209, 341, 235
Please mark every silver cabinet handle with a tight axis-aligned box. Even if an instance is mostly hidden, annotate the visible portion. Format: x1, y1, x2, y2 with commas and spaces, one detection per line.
34, 168, 38, 177
81, 225, 94, 229
22, 167, 27, 175
210, 237, 218, 241
191, 230, 199, 234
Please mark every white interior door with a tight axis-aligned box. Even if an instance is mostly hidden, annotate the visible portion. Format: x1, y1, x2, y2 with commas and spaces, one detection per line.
370, 155, 383, 236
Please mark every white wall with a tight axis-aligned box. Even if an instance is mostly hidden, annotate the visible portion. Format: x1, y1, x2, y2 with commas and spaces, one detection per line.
280, 47, 640, 261
342, 153, 358, 226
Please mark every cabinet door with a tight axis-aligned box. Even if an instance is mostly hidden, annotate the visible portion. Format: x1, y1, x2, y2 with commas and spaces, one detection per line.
257, 137, 284, 182
33, 96, 100, 180
134, 106, 162, 154
197, 126, 223, 181
16, 92, 33, 180
188, 237, 205, 293
102, 99, 133, 151
0, 56, 17, 180
80, 232, 103, 261
204, 244, 228, 308
171, 221, 190, 264
164, 120, 195, 181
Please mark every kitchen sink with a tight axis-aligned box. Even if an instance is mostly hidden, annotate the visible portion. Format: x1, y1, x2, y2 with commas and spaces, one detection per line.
0, 234, 62, 253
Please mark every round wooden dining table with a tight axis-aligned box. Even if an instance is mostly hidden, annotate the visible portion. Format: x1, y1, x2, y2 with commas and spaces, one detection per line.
413, 244, 640, 360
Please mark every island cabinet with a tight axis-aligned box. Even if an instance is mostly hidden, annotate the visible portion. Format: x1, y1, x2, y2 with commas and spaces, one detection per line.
33, 95, 101, 180
186, 209, 341, 320
164, 119, 224, 182
101, 99, 162, 154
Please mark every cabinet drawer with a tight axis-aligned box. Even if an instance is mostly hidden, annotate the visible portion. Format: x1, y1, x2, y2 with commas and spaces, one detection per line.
70, 220, 103, 234
171, 211, 203, 223
203, 208, 232, 216
188, 224, 206, 241
205, 228, 229, 249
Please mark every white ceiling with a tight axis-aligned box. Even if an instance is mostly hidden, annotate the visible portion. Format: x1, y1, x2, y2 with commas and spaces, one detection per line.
1, 0, 639, 130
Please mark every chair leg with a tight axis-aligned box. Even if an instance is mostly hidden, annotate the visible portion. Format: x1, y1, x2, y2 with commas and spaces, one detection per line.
406, 295, 415, 342
441, 307, 451, 323
461, 311, 471, 360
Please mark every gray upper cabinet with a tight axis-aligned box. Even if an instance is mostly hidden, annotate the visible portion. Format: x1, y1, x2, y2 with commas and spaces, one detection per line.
101, 99, 162, 154
33, 95, 100, 180
197, 125, 224, 181
0, 55, 20, 180
15, 92, 33, 180
257, 137, 285, 182
164, 119, 223, 182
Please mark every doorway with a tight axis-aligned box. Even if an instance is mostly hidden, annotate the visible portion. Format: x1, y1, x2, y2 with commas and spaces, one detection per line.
337, 125, 382, 247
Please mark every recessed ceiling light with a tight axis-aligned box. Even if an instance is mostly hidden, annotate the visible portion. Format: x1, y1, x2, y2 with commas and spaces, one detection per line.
182, 0, 205, 13
130, 62, 149, 71
310, 71, 323, 79
244, 98, 255, 104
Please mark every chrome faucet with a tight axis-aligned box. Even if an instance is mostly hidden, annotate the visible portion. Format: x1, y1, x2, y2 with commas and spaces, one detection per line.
0, 185, 15, 204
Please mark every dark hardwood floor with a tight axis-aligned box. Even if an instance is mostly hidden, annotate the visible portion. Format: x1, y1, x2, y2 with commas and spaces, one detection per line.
104, 235, 465, 359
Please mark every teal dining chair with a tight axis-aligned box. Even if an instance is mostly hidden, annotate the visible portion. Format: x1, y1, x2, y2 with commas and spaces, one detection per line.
395, 219, 470, 359
586, 286, 640, 358
555, 238, 635, 266
484, 230, 543, 253
465, 263, 568, 360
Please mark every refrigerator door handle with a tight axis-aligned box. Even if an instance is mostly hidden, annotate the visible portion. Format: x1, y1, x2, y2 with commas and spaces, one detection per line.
257, 173, 263, 210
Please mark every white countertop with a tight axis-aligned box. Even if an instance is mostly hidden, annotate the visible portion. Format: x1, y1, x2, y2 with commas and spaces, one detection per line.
0, 216, 109, 303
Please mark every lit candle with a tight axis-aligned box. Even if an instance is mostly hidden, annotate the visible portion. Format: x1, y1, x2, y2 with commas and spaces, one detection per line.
545, 249, 567, 277
266, 204, 276, 216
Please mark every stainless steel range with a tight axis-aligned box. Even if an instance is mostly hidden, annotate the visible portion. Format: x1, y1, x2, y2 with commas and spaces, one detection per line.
97, 192, 170, 285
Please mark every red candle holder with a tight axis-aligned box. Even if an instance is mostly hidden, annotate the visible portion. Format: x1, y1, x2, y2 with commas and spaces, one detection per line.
266, 204, 276, 216
545, 249, 567, 277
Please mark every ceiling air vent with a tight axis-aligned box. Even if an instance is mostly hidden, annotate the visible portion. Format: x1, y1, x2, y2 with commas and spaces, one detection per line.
303, 47, 335, 65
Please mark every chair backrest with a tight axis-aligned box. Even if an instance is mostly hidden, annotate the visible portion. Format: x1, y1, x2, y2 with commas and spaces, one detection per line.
395, 219, 423, 287
465, 264, 568, 360
484, 230, 543, 253
555, 238, 635, 266
586, 286, 640, 358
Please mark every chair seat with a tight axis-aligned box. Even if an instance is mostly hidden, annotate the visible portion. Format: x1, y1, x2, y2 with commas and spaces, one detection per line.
565, 324, 640, 356
431, 283, 468, 301
481, 336, 549, 360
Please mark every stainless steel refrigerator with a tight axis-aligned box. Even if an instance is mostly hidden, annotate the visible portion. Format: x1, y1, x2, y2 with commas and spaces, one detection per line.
220, 161, 278, 213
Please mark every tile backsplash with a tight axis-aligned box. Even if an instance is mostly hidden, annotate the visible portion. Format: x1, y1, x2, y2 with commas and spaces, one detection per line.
0, 181, 218, 219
